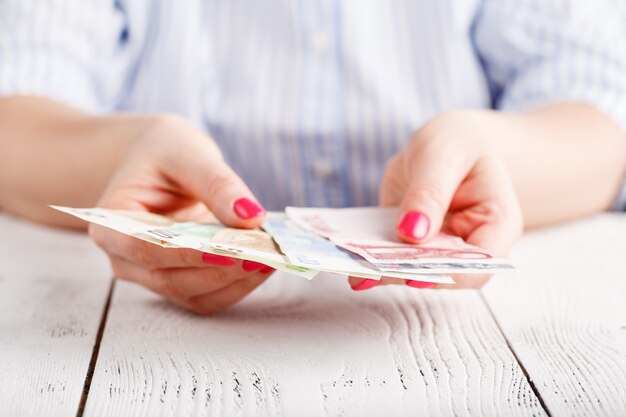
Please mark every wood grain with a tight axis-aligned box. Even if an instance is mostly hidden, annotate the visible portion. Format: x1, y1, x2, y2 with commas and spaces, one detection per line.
0, 213, 112, 417
7, 211, 624, 416
85, 272, 544, 416
483, 214, 626, 417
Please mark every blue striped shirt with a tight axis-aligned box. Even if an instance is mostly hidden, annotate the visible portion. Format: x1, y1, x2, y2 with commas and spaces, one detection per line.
1, 0, 626, 210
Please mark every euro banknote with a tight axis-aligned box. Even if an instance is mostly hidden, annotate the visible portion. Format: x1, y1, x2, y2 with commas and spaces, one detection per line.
285, 206, 515, 274
51, 206, 318, 279
262, 214, 454, 284
52, 205, 511, 283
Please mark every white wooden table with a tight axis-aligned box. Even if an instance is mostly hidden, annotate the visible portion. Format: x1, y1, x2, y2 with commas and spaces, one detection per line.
1, 212, 625, 417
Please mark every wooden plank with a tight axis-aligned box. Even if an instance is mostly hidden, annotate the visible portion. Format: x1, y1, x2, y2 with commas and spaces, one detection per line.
483, 214, 626, 416
0, 213, 112, 417
85, 273, 545, 416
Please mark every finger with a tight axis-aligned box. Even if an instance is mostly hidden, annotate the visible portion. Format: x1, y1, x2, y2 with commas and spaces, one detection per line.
396, 141, 476, 244
110, 255, 272, 312
90, 224, 236, 269
158, 260, 274, 298
260, 265, 275, 274
109, 255, 169, 296
348, 277, 380, 291
442, 211, 518, 290
405, 280, 437, 289
110, 254, 237, 299
242, 260, 269, 272
187, 272, 270, 315
446, 159, 523, 254
161, 139, 266, 228
465, 221, 519, 258
349, 275, 434, 291
157, 265, 251, 298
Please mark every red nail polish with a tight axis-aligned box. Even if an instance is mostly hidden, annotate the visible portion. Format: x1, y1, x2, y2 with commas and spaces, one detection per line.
351, 278, 379, 291
260, 266, 275, 274
398, 211, 430, 240
242, 260, 265, 272
202, 253, 236, 266
406, 280, 436, 289
233, 198, 266, 220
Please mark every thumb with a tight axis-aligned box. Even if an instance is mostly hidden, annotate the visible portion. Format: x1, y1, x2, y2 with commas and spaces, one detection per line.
200, 162, 267, 228
396, 152, 471, 243
164, 142, 266, 229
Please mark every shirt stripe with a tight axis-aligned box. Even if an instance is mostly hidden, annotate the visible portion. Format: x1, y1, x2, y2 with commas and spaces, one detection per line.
1, 0, 626, 210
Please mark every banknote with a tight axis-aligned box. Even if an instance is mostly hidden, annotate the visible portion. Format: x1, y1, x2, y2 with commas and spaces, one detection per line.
52, 206, 458, 283
262, 214, 454, 284
285, 206, 515, 274
51, 206, 318, 279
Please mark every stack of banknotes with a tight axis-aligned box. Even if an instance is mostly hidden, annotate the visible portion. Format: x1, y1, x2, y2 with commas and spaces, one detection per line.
52, 206, 514, 285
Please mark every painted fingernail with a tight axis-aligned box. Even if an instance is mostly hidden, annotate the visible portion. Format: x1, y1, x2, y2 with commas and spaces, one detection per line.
202, 253, 236, 266
351, 278, 380, 291
398, 211, 430, 240
233, 197, 266, 220
406, 280, 436, 289
242, 260, 265, 272
260, 266, 275, 274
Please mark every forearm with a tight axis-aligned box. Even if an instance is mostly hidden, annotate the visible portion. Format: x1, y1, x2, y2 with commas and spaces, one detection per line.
492, 103, 626, 228
0, 96, 150, 228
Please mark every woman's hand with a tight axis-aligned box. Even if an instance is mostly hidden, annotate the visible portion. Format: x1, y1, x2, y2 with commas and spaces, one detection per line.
350, 110, 523, 291
90, 115, 274, 315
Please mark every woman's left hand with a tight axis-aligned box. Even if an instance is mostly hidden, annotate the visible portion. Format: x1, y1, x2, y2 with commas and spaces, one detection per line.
349, 110, 523, 291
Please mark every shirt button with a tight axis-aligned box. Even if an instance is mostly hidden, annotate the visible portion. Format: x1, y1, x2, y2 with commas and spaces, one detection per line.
311, 33, 330, 53
312, 158, 335, 179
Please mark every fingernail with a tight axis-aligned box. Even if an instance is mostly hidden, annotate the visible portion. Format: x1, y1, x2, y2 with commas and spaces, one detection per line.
202, 252, 236, 266
233, 198, 266, 220
242, 260, 265, 272
398, 211, 430, 240
260, 266, 275, 274
351, 278, 380, 291
406, 280, 436, 289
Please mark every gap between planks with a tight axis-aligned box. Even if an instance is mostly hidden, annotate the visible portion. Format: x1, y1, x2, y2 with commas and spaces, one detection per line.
478, 290, 552, 417
76, 277, 117, 417
74, 275, 553, 416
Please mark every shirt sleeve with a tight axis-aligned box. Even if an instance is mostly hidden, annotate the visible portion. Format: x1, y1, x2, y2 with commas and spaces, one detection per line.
473, 0, 626, 211
0, 0, 129, 112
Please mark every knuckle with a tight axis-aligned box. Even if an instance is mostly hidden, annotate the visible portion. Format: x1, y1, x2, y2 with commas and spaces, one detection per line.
200, 266, 232, 284
146, 114, 188, 137
206, 172, 240, 201
405, 182, 448, 212
129, 242, 158, 270
477, 201, 507, 224
210, 268, 231, 284
481, 200, 523, 237
150, 268, 170, 286
177, 249, 199, 267
152, 269, 183, 298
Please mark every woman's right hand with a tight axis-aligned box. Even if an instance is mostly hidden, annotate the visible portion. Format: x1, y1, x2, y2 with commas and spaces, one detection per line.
90, 115, 274, 315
